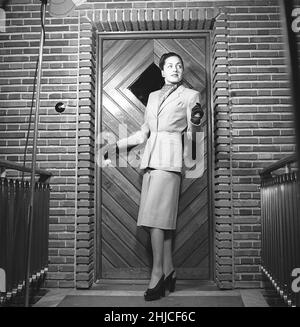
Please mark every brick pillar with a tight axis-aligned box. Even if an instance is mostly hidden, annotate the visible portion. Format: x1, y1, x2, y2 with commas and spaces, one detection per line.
76, 14, 97, 289
212, 11, 234, 289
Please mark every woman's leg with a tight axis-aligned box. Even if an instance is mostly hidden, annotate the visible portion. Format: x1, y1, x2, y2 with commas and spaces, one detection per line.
148, 227, 164, 288
163, 230, 176, 277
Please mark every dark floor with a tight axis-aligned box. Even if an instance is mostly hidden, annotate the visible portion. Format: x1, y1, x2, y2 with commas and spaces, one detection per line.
30, 280, 270, 307
2, 278, 289, 307
260, 278, 289, 307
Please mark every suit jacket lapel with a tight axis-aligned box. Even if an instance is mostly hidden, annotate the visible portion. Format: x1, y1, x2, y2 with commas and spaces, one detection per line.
148, 92, 160, 118
157, 85, 185, 116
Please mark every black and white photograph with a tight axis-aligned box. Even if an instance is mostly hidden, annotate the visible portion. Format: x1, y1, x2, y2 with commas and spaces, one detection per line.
0, 0, 299, 313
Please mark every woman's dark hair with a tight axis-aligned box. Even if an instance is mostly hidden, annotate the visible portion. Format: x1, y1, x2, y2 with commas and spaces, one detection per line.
158, 52, 184, 71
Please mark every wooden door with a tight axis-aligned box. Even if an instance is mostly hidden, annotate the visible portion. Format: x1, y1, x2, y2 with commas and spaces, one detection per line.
99, 37, 210, 280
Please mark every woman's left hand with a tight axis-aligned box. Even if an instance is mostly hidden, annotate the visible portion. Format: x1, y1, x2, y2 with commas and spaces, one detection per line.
191, 102, 204, 125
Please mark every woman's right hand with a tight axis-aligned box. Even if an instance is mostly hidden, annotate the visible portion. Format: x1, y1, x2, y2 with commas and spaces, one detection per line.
102, 143, 119, 167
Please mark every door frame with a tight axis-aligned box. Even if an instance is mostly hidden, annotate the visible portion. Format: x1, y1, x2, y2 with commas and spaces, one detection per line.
95, 31, 215, 282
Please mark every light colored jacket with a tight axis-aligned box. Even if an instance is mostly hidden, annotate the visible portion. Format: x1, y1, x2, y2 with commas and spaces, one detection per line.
118, 85, 204, 175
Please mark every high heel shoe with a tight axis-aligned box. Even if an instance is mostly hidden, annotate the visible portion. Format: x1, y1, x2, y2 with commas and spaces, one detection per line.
164, 270, 176, 293
144, 274, 165, 301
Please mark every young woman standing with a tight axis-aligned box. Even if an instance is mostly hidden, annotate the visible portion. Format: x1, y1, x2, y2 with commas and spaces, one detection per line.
104, 52, 204, 301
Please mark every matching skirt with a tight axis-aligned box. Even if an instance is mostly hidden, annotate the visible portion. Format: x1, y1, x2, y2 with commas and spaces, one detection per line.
137, 168, 181, 230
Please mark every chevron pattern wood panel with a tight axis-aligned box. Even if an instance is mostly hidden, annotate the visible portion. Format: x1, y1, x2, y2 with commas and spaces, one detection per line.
100, 38, 209, 279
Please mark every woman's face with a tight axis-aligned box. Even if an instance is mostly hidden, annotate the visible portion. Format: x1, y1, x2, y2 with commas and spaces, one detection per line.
161, 56, 184, 85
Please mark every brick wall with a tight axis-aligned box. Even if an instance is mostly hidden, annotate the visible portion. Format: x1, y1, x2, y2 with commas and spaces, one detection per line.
228, 2, 297, 288
0, 0, 298, 289
0, 0, 80, 288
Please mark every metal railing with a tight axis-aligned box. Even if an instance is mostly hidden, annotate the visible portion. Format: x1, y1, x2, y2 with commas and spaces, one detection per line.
260, 154, 300, 307
0, 159, 51, 305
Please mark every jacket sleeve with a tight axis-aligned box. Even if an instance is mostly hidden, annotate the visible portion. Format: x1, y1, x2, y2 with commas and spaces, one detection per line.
116, 99, 151, 151
183, 90, 205, 171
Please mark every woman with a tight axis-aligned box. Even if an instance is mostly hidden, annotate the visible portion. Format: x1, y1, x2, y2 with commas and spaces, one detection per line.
104, 52, 204, 301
